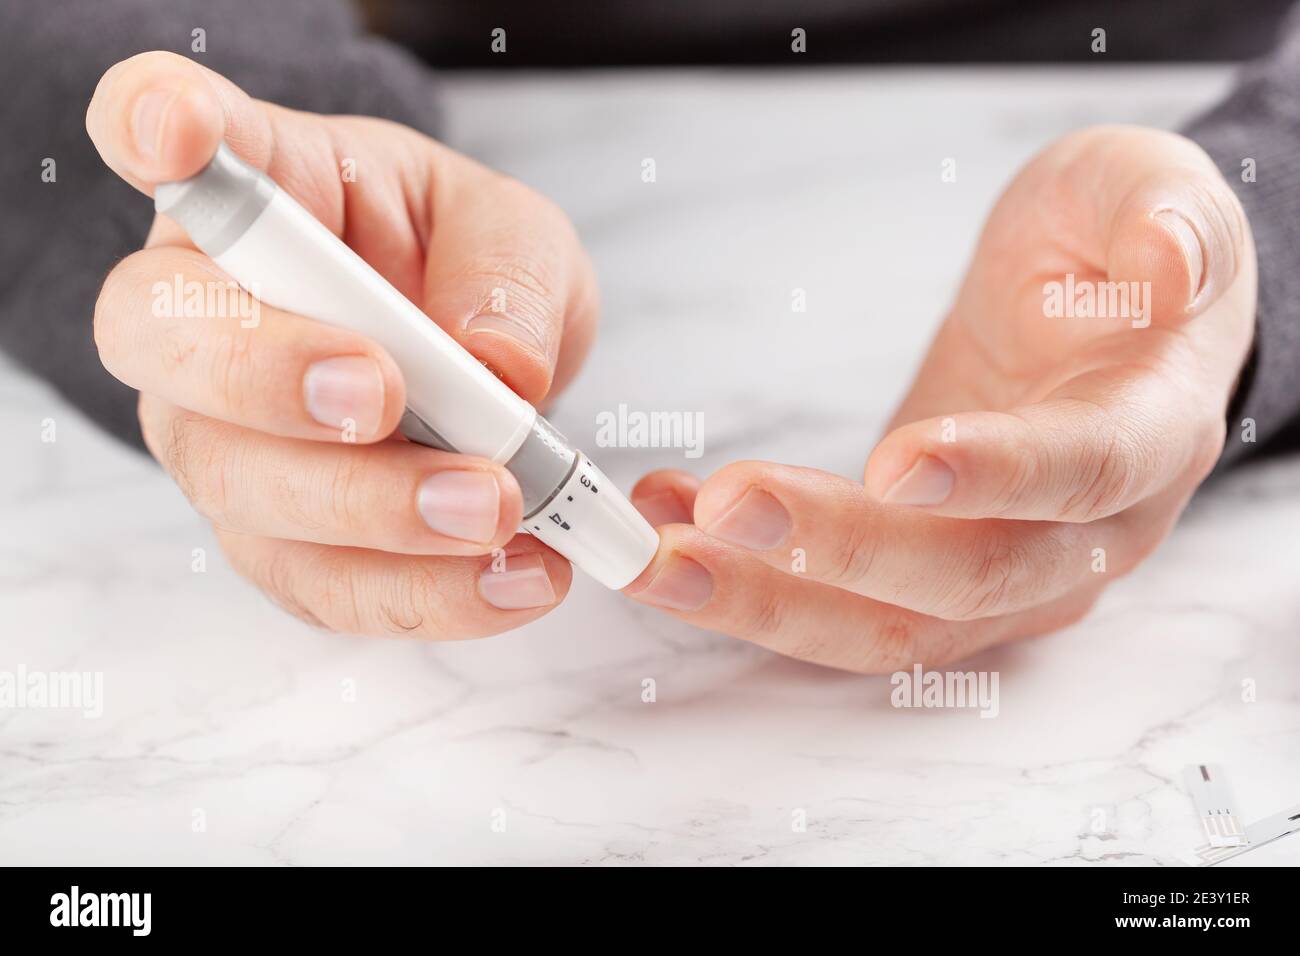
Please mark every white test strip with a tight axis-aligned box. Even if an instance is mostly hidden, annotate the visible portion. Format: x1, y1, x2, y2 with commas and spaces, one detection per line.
1183, 764, 1247, 848
1195, 802, 1300, 866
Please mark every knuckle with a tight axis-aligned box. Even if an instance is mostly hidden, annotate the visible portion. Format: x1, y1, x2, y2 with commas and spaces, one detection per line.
159, 409, 202, 502
262, 549, 331, 631
268, 450, 367, 536
324, 452, 373, 533
206, 329, 260, 421
865, 614, 918, 672
304, 550, 366, 635
743, 585, 787, 638
188, 462, 232, 525
947, 534, 1034, 620
982, 412, 1040, 515
165, 415, 236, 525
384, 561, 450, 638
825, 513, 878, 588
991, 445, 1037, 516
1062, 415, 1142, 522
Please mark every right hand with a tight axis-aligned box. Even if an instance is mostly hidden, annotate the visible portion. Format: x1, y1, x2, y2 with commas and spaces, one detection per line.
87, 52, 600, 637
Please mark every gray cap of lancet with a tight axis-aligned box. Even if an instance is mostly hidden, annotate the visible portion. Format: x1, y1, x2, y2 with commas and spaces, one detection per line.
154, 144, 275, 256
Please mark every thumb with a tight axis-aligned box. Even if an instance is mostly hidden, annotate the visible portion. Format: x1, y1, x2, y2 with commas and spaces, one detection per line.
1090, 128, 1249, 326
86, 51, 600, 408
85, 51, 278, 194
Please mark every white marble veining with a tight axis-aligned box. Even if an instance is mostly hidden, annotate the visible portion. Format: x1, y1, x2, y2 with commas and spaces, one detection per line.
2, 67, 1298, 866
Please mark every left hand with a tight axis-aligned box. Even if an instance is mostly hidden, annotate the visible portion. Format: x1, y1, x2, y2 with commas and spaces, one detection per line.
625, 126, 1255, 673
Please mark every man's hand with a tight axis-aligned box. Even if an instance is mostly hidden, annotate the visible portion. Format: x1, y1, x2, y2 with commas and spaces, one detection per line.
88, 52, 599, 637
626, 126, 1256, 673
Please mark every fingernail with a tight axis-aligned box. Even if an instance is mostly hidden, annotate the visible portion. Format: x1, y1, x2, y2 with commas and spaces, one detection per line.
478, 552, 557, 610
131, 88, 178, 160
633, 490, 692, 527
1154, 209, 1206, 305
417, 471, 501, 543
465, 312, 548, 356
630, 555, 713, 611
701, 487, 790, 550
303, 356, 385, 436
882, 455, 955, 506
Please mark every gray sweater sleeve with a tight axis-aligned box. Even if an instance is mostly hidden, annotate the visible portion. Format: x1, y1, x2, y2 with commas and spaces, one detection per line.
0, 0, 441, 452
1184, 6, 1300, 467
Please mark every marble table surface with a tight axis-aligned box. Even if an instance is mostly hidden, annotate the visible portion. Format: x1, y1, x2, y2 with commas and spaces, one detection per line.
3, 66, 1298, 866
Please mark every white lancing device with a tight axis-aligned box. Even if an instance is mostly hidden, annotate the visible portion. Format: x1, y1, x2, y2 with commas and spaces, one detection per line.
155, 145, 659, 590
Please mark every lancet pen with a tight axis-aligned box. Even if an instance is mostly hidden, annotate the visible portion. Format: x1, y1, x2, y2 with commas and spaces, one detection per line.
155, 145, 659, 590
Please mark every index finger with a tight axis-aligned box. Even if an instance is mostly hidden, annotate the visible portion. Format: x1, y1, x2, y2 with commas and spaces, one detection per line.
864, 355, 1225, 522
624, 525, 1102, 673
